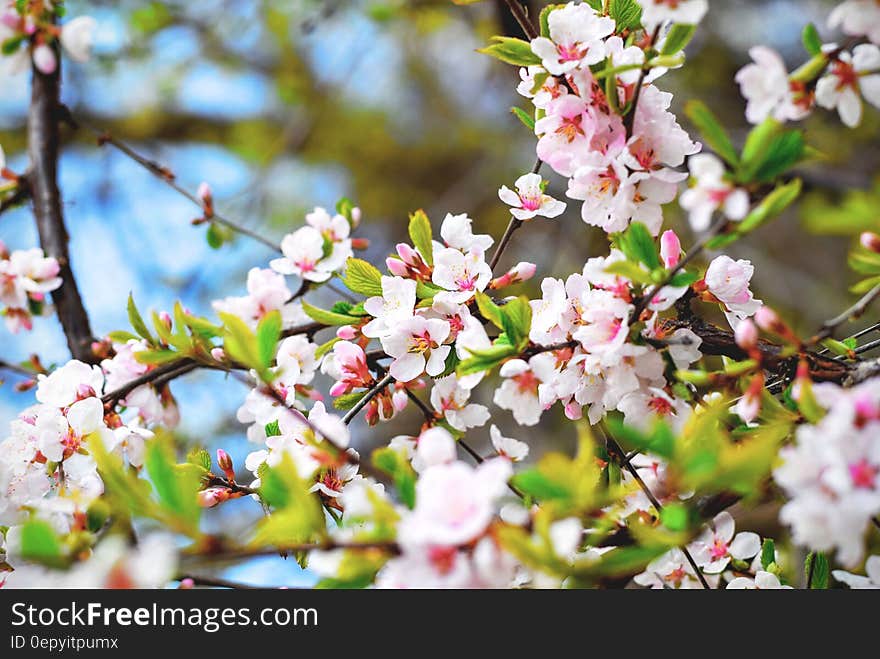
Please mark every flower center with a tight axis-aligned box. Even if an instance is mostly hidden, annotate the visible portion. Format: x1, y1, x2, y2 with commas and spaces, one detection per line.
849, 459, 878, 490
556, 114, 585, 143
556, 42, 586, 63
514, 370, 540, 394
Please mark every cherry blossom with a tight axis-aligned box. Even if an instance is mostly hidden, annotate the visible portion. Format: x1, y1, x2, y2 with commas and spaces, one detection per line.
430, 375, 490, 432
439, 212, 493, 253
736, 46, 810, 124
362, 275, 417, 339
529, 2, 615, 76
60, 16, 97, 63
815, 45, 880, 128
829, 1, 880, 45
726, 571, 793, 589
833, 555, 880, 589
431, 246, 492, 306
213, 267, 305, 328
679, 154, 750, 231
489, 424, 529, 462
689, 512, 762, 574
493, 353, 559, 426
634, 548, 719, 589
380, 315, 451, 382
498, 172, 566, 221
639, 0, 709, 29
703, 256, 762, 322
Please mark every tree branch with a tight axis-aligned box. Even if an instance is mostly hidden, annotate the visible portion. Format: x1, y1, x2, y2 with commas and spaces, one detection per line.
28, 44, 97, 363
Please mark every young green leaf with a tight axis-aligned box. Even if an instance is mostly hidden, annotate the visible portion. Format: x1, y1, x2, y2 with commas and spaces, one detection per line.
511, 106, 536, 131
609, 0, 642, 31
760, 538, 776, 571
478, 36, 542, 67
620, 222, 661, 270
661, 24, 696, 55
18, 518, 66, 568
301, 300, 357, 326
408, 210, 434, 266
805, 551, 829, 589
684, 100, 740, 167
127, 293, 154, 344
802, 23, 822, 56
342, 258, 384, 297
256, 310, 282, 370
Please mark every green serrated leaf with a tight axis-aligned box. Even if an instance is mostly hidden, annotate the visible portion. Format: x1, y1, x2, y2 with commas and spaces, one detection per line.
256, 310, 282, 370
477, 36, 542, 67
609, 0, 642, 30
620, 222, 661, 270
408, 210, 434, 266
761, 538, 775, 571
301, 300, 357, 326
342, 258, 384, 297
805, 551, 829, 589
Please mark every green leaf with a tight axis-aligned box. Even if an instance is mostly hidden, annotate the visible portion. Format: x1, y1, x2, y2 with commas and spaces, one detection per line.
206, 222, 226, 249
604, 260, 652, 284
800, 179, 880, 236
739, 117, 781, 175
408, 210, 434, 266
218, 311, 262, 373
19, 519, 66, 568
805, 552, 829, 589
253, 456, 324, 546
851, 275, 880, 294
511, 470, 570, 500
144, 435, 201, 533
133, 349, 180, 366
743, 130, 805, 183
333, 390, 367, 411
760, 538, 775, 571
107, 330, 140, 344
511, 106, 536, 132
475, 291, 505, 330
661, 24, 696, 55
802, 23, 822, 56
736, 178, 802, 234
667, 271, 700, 287
660, 503, 689, 532
609, 0, 642, 31
342, 258, 383, 297
186, 448, 212, 472
256, 310, 282, 370
500, 296, 532, 350
373, 447, 417, 508
684, 100, 740, 167
416, 280, 444, 301
265, 419, 281, 437
127, 293, 154, 344
457, 343, 517, 376
478, 36, 542, 67
301, 301, 356, 326
539, 4, 564, 38
620, 222, 661, 270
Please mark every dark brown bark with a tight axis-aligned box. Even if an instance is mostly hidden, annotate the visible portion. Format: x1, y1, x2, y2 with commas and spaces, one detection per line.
28, 45, 97, 363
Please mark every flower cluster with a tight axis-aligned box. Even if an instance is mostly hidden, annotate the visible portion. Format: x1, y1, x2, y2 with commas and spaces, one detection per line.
270, 207, 357, 283
0, 240, 61, 333
0, 2, 95, 75
522, 2, 700, 235
774, 379, 880, 567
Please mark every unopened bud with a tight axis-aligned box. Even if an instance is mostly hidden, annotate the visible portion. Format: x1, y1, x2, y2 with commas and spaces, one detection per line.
860, 232, 880, 253
210, 347, 226, 362
660, 230, 682, 269
734, 318, 758, 351
386, 257, 408, 277
350, 207, 362, 227
396, 243, 418, 264
158, 311, 173, 332
350, 237, 370, 250
197, 487, 230, 508
754, 306, 780, 332
216, 448, 235, 482
197, 182, 213, 206
76, 383, 97, 400
179, 578, 195, 589
336, 325, 357, 340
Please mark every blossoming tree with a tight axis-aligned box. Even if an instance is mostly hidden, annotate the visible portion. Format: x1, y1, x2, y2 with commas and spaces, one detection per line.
2, 0, 880, 589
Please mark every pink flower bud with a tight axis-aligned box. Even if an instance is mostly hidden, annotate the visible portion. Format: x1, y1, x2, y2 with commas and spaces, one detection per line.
754, 306, 779, 332
197, 487, 230, 508
386, 257, 409, 277
396, 243, 418, 264
336, 325, 357, 340
197, 182, 213, 206
0, 240, 8, 260
351, 238, 370, 250
350, 207, 362, 227
158, 311, 173, 332
217, 449, 235, 482
660, 230, 681, 269
76, 383, 97, 400
179, 578, 194, 589
210, 347, 226, 362
734, 318, 758, 350
329, 381, 349, 397
860, 232, 880, 253
392, 389, 409, 412
32, 44, 57, 75
511, 261, 537, 282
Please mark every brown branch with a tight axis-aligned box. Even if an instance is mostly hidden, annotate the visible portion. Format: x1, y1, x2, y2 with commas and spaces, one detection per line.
489, 157, 542, 274
811, 283, 880, 344
622, 26, 661, 139
28, 44, 97, 363
501, 0, 538, 41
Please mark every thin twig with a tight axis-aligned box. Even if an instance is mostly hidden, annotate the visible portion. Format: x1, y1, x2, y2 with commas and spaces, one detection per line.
811, 283, 880, 344
73, 119, 279, 251
342, 373, 394, 425
604, 433, 711, 589
622, 25, 661, 138
501, 0, 538, 40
